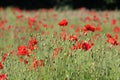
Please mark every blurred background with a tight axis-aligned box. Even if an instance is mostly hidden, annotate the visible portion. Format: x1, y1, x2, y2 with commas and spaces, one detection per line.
0, 0, 120, 10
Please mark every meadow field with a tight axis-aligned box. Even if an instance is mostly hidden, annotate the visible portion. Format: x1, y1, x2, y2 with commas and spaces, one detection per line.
0, 7, 120, 80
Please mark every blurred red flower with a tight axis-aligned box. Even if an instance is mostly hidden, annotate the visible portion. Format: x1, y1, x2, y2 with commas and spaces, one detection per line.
111, 19, 116, 25
93, 15, 99, 21
17, 45, 28, 56
28, 37, 37, 46
28, 17, 36, 29
85, 16, 92, 21
0, 62, 3, 69
28, 37, 37, 51
0, 73, 7, 80
106, 34, 112, 38
16, 14, 23, 19
58, 19, 68, 26
70, 41, 93, 51
113, 26, 120, 33
33, 60, 39, 69
29, 57, 44, 70
1, 53, 8, 62
95, 26, 102, 31
69, 34, 78, 41
106, 34, 119, 45
107, 38, 118, 45
81, 42, 92, 51
84, 24, 95, 32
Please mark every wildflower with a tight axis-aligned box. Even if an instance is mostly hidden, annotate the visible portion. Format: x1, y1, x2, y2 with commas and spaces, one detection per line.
106, 34, 112, 38
16, 14, 23, 19
69, 34, 78, 41
84, 24, 95, 32
0, 73, 7, 80
81, 42, 92, 51
29, 56, 44, 70
17, 45, 28, 56
113, 26, 120, 33
1, 53, 8, 62
111, 19, 116, 25
33, 60, 39, 69
58, 19, 68, 26
0, 62, 3, 69
93, 15, 99, 21
28, 17, 36, 29
28, 37, 37, 51
28, 37, 37, 46
70, 41, 93, 51
95, 26, 102, 31
85, 16, 92, 21
107, 38, 118, 45
106, 34, 119, 45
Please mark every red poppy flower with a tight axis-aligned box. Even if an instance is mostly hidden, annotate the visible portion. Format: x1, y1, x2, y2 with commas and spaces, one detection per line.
16, 14, 23, 19
107, 38, 118, 45
70, 41, 93, 51
0, 20, 7, 27
106, 34, 112, 38
28, 37, 37, 46
95, 26, 102, 31
93, 15, 99, 21
81, 42, 92, 51
114, 34, 119, 40
0, 62, 3, 69
84, 24, 95, 32
28, 37, 37, 51
106, 34, 119, 45
28, 17, 36, 29
0, 73, 7, 80
113, 26, 120, 33
34, 26, 39, 31
69, 34, 78, 41
28, 17, 36, 23
17, 45, 28, 56
85, 16, 92, 21
33, 60, 39, 69
111, 19, 116, 25
58, 19, 68, 26
1, 53, 8, 62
